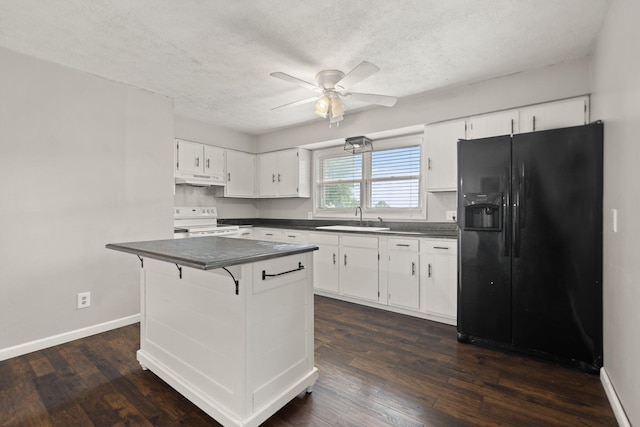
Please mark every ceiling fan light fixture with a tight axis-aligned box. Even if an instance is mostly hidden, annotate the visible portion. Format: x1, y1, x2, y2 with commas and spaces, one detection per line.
314, 95, 330, 118
344, 136, 373, 154
330, 97, 345, 118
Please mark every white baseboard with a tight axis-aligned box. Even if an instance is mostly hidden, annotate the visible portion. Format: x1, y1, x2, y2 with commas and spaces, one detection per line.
600, 367, 631, 427
0, 314, 141, 362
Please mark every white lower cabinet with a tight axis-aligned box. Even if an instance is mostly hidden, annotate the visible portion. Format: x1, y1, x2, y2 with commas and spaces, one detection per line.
309, 233, 379, 302
387, 238, 420, 310
279, 230, 458, 325
340, 235, 379, 302
308, 233, 339, 294
421, 239, 457, 320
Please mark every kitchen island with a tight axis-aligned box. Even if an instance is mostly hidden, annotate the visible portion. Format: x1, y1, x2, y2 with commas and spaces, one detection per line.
106, 236, 319, 427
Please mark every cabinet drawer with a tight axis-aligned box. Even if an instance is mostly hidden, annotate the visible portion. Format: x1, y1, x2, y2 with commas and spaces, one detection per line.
257, 229, 284, 241
308, 232, 339, 246
389, 238, 419, 252
283, 230, 308, 243
340, 235, 378, 249
422, 239, 457, 254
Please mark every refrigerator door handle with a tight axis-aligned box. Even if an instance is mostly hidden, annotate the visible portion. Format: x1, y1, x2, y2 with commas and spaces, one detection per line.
513, 166, 521, 258
520, 163, 526, 229
504, 167, 511, 257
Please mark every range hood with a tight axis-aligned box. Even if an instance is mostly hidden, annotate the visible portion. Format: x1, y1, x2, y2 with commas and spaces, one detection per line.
174, 173, 226, 187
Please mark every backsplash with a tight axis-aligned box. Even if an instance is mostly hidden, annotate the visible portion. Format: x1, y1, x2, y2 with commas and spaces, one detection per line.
173, 185, 258, 218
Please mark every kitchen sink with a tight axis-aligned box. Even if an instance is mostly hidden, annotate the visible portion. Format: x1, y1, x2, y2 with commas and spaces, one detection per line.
315, 225, 390, 232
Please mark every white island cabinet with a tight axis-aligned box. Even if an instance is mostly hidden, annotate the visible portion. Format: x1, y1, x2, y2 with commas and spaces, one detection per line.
106, 237, 318, 427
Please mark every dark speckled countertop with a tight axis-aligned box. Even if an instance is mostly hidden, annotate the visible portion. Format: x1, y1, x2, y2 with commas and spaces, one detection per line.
106, 236, 318, 270
218, 218, 458, 239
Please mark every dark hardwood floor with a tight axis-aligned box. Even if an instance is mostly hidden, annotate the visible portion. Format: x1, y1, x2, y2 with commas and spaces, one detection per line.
0, 296, 617, 426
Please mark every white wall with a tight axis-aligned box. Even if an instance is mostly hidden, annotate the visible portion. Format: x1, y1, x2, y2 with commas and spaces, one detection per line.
0, 47, 174, 356
256, 58, 591, 221
591, 0, 640, 424
173, 116, 259, 218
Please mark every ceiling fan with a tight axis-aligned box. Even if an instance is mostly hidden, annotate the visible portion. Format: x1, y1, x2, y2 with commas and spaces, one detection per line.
270, 61, 398, 126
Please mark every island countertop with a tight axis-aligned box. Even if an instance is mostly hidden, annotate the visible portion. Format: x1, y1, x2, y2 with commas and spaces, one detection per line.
106, 236, 318, 270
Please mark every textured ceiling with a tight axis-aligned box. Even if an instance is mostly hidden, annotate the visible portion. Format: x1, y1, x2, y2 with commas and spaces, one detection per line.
0, 1, 609, 135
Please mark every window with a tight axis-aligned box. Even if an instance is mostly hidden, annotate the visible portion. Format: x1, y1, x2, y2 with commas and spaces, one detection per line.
314, 135, 424, 218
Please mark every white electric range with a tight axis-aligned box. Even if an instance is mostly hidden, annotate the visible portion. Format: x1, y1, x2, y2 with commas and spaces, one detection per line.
173, 206, 240, 238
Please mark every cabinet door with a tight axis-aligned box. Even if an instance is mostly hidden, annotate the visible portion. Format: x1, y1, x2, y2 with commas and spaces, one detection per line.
314, 244, 340, 293
340, 246, 379, 302
225, 150, 256, 197
203, 145, 226, 182
176, 140, 203, 174
423, 251, 457, 318
519, 97, 588, 133
388, 252, 420, 310
468, 110, 519, 139
257, 152, 279, 197
276, 149, 300, 197
425, 119, 467, 191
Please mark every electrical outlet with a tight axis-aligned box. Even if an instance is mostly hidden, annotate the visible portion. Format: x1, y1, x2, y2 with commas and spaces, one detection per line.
77, 292, 91, 309
446, 211, 457, 221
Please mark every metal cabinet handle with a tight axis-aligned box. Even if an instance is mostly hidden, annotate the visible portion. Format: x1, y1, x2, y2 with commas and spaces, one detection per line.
428, 263, 432, 278
533, 115, 536, 131
195, 157, 200, 167
411, 262, 416, 276
332, 253, 336, 265
433, 246, 449, 250
278, 173, 281, 182
265, 233, 273, 236
287, 235, 296, 238
272, 174, 275, 182
344, 254, 347, 266
206, 159, 210, 168
428, 157, 432, 170
227, 172, 231, 181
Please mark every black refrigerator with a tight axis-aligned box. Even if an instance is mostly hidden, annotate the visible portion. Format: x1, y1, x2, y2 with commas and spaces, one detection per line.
456, 122, 603, 373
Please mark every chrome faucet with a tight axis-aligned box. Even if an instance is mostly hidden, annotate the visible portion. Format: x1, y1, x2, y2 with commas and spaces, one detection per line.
377, 216, 384, 225
355, 206, 363, 225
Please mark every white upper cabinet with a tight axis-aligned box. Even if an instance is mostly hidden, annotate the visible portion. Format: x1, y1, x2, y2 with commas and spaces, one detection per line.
204, 145, 226, 180
257, 148, 311, 198
257, 152, 279, 197
467, 110, 519, 139
224, 149, 256, 198
175, 139, 203, 175
519, 96, 589, 133
425, 119, 467, 192
175, 139, 226, 184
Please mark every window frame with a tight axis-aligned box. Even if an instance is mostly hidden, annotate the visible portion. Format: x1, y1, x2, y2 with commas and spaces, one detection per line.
312, 134, 426, 220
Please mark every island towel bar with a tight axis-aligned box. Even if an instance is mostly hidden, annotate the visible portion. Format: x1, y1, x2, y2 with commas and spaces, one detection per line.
262, 262, 305, 280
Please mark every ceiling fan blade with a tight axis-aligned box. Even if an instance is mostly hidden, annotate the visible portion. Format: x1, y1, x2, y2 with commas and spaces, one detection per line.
335, 61, 379, 90
343, 92, 398, 107
271, 96, 318, 111
270, 72, 321, 92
